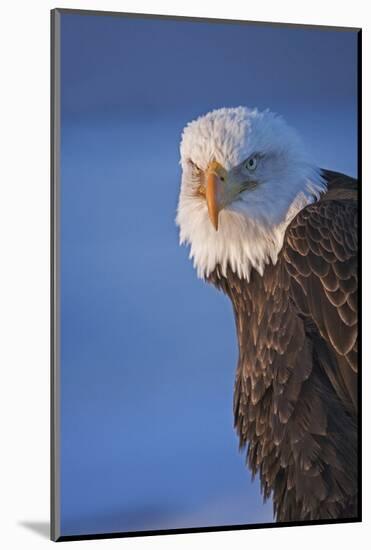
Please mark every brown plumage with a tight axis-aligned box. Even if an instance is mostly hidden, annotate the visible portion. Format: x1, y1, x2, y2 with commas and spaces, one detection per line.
208, 170, 358, 521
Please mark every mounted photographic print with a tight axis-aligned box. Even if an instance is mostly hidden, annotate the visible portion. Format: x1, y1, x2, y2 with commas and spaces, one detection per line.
51, 8, 361, 542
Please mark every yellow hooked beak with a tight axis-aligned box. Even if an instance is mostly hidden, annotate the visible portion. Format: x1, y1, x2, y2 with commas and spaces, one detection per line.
205, 161, 225, 231
205, 160, 242, 231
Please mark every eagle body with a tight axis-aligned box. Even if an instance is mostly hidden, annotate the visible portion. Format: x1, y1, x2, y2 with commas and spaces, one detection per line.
207, 171, 358, 521
177, 107, 358, 522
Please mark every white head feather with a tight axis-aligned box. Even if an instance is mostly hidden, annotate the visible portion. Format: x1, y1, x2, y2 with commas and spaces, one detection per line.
176, 107, 326, 281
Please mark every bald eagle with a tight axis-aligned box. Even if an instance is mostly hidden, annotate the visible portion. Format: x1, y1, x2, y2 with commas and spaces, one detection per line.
176, 107, 358, 522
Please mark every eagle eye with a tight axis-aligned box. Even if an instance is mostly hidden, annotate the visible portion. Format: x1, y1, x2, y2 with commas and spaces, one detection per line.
245, 156, 258, 171
188, 159, 201, 173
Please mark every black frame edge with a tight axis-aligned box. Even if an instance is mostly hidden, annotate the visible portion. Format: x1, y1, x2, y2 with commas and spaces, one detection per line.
55, 517, 361, 542
356, 28, 362, 523
53, 7, 361, 32
51, 7, 61, 543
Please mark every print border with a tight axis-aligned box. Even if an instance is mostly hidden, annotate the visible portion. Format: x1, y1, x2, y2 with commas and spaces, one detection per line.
51, 8, 362, 542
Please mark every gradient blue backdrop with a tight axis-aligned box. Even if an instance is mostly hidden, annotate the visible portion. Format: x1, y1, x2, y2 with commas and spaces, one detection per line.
60, 12, 358, 536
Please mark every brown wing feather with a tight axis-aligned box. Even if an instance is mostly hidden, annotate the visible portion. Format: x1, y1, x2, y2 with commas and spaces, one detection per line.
208, 169, 358, 522
283, 177, 358, 407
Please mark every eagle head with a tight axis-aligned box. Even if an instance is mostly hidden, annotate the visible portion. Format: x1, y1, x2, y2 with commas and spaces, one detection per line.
176, 107, 325, 281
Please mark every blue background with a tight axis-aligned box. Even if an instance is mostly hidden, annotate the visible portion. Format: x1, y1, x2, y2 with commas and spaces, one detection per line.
60, 12, 358, 536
